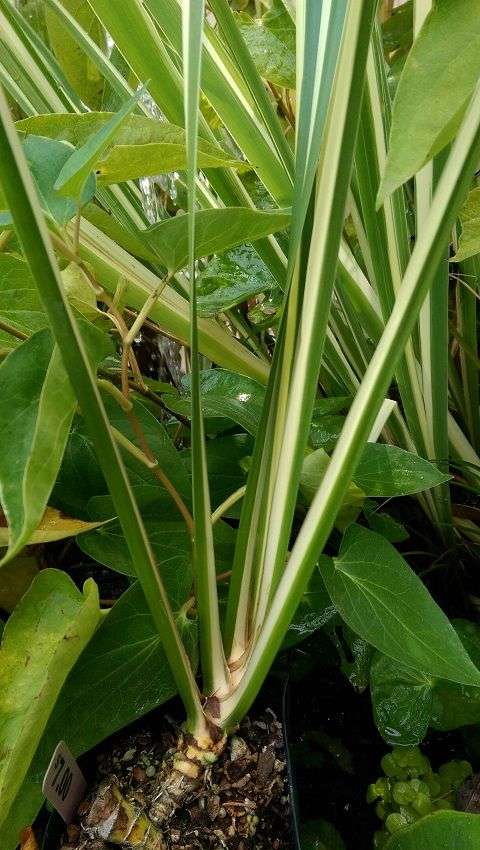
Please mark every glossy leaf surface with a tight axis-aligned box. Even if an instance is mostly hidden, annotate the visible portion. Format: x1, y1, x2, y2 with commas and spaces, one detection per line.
321, 525, 480, 686
144, 207, 291, 272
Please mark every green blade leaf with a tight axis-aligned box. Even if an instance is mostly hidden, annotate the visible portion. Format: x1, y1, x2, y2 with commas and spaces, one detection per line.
222, 43, 480, 730
54, 87, 145, 199
378, 0, 480, 203
183, 0, 228, 697
352, 443, 450, 497
384, 811, 480, 850
206, 0, 294, 187
321, 525, 480, 687
0, 569, 100, 830
145, 0, 293, 205
242, 0, 376, 645
45, 0, 107, 110
17, 113, 247, 182
144, 206, 291, 272
0, 582, 196, 850
0, 324, 110, 565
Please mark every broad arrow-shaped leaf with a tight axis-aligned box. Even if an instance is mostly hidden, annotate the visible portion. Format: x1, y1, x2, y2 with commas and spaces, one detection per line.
17, 113, 247, 182
144, 207, 291, 272
54, 88, 145, 200
321, 525, 480, 687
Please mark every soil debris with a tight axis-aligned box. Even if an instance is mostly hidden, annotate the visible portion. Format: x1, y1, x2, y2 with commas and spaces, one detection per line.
60, 712, 290, 850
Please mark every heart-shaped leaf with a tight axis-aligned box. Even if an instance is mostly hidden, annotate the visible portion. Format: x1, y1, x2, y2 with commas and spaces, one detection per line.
370, 652, 433, 746
321, 525, 480, 687
144, 207, 291, 272
17, 113, 247, 182
164, 369, 266, 436
352, 444, 450, 497
197, 244, 278, 317
452, 187, 480, 263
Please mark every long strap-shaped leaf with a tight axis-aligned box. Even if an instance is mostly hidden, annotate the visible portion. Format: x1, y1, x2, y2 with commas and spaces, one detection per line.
206, 0, 294, 184
359, 34, 429, 457
414, 0, 452, 539
183, 0, 229, 698
0, 84, 207, 738
221, 76, 480, 729
252, 0, 378, 630
0, 0, 82, 112
223, 0, 350, 660
146, 0, 292, 206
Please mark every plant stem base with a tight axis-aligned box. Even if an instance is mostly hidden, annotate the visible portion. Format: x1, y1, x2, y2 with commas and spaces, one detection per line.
60, 712, 290, 850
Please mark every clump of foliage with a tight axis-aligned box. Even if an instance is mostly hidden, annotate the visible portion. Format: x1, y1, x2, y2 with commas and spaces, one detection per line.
368, 746, 473, 846
0, 0, 479, 849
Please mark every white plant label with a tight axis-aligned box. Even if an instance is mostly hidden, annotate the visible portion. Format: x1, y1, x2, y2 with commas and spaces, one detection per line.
42, 741, 86, 823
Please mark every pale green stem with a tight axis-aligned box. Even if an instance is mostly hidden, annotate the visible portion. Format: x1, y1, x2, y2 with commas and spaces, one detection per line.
211, 486, 246, 526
